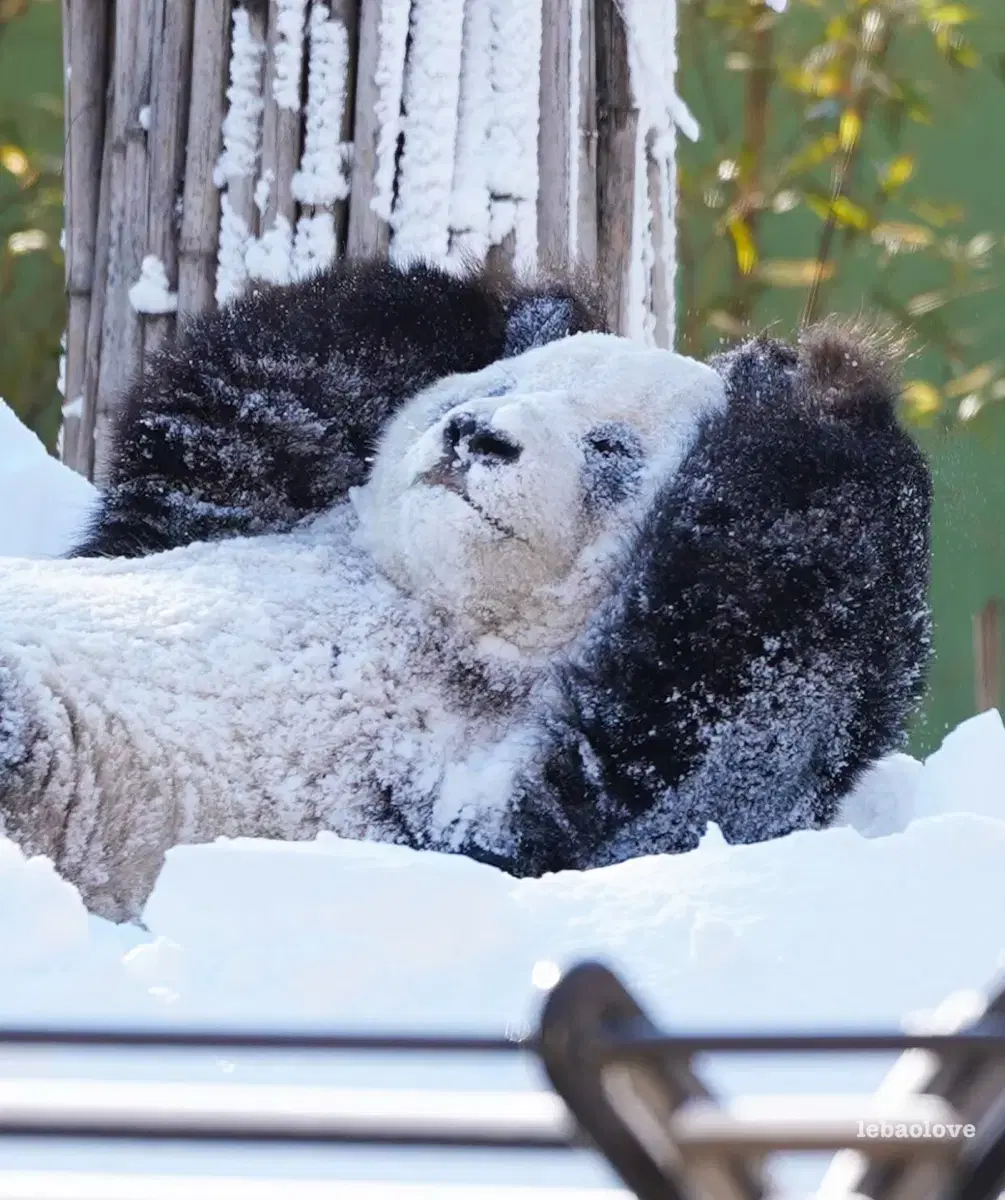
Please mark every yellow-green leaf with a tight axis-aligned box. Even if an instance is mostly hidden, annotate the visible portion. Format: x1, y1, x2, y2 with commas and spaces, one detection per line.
944, 363, 996, 398
902, 381, 942, 418
757, 259, 835, 286
873, 222, 934, 251
838, 109, 862, 151
0, 144, 29, 178
882, 154, 915, 190
728, 218, 758, 275
928, 4, 974, 24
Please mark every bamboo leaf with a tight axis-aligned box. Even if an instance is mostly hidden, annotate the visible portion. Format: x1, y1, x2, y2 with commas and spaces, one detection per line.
728, 218, 758, 274
902, 381, 942, 418
881, 153, 915, 190
838, 108, 862, 150
757, 259, 835, 286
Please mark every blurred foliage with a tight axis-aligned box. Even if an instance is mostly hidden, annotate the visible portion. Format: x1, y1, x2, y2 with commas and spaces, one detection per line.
0, 0, 64, 449
677, 0, 1005, 433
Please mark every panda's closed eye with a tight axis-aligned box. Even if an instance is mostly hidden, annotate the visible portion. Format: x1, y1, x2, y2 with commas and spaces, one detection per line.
582, 422, 644, 511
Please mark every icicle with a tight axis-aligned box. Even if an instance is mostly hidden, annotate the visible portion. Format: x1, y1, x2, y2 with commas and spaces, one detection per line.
371, 0, 412, 223
272, 0, 309, 111
291, 2, 351, 207
390, 0, 467, 264
446, 0, 495, 267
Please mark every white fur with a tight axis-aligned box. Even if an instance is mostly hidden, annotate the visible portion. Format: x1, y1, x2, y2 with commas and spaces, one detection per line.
359, 333, 725, 652
0, 334, 725, 920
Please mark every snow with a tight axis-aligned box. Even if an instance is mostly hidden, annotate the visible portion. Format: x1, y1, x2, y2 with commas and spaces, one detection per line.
371, 0, 412, 223
272, 0, 309, 112
0, 399, 97, 559
0, 403, 1003, 1191
290, 4, 351, 209
213, 8, 266, 191
128, 255, 179, 315
390, 0, 467, 265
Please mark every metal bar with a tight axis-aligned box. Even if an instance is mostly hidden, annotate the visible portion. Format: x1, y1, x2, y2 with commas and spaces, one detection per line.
0, 1027, 1003, 1057
0, 1175, 634, 1200
0, 1079, 576, 1150
596, 1024, 1005, 1059
0, 1030, 530, 1053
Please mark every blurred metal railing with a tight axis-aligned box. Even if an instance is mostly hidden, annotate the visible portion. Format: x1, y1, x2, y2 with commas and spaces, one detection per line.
0, 960, 1004, 1200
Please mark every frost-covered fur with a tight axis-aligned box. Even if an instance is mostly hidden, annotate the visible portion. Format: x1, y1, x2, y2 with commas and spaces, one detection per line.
73, 259, 605, 559
0, 261, 932, 922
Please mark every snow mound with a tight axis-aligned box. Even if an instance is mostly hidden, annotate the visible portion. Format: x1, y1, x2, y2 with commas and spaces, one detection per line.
0, 399, 97, 557
0, 398, 1003, 1190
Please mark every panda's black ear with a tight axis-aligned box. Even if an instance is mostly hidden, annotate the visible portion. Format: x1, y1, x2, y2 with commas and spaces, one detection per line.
796, 316, 911, 423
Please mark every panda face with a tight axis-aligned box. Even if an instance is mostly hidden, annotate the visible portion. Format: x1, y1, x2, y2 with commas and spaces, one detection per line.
355, 333, 726, 654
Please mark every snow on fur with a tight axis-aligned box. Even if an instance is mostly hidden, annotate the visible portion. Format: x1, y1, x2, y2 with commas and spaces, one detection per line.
0, 336, 725, 922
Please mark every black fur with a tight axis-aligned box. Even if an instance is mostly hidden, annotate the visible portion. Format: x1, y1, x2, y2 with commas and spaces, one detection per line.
489, 319, 933, 871
72, 260, 605, 559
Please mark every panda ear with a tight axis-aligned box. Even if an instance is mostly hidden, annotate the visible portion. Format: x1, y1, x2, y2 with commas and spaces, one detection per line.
503, 296, 576, 358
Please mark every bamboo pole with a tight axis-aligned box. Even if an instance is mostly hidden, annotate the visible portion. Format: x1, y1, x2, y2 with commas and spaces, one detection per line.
345, 0, 392, 260
575, 0, 598, 272
595, 0, 637, 335
537, 0, 573, 269
60, 0, 108, 473
177, 0, 232, 315
258, 0, 305, 262
973, 598, 1003, 714
93, 0, 156, 482
143, 0, 197, 356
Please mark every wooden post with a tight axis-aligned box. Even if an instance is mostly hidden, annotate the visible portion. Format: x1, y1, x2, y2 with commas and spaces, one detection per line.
973, 598, 1003, 714
537, 0, 573, 269
595, 0, 637, 335
60, 0, 677, 478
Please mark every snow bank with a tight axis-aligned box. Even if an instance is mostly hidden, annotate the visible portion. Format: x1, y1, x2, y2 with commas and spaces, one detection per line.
1, 401, 1003, 1190
0, 399, 97, 557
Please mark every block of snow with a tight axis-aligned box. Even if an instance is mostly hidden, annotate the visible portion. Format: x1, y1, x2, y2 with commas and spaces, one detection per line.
128, 255, 179, 315
0, 400, 97, 558
912, 708, 1005, 822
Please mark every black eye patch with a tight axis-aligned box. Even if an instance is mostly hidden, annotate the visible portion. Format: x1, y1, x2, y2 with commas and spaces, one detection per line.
582, 422, 645, 511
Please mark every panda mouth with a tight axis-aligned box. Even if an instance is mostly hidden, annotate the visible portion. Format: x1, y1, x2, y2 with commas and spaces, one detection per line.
417, 466, 521, 541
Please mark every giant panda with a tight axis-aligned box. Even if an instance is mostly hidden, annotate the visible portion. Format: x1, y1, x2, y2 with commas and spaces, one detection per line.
0, 259, 932, 921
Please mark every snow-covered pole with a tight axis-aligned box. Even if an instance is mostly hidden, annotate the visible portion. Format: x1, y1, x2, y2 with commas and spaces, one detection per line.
60, 0, 689, 481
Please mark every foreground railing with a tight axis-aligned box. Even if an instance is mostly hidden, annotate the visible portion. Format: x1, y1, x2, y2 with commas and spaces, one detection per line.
1, 960, 1004, 1200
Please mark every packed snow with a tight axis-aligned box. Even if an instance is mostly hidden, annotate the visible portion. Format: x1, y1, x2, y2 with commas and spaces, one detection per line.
128, 255, 179, 315
0, 398, 1003, 1194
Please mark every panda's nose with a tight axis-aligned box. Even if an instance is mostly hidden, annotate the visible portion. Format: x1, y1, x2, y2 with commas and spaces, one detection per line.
443, 414, 522, 465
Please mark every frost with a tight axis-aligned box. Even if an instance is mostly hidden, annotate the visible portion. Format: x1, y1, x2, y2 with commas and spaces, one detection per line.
485, 0, 542, 268
445, 0, 494, 265
253, 170, 273, 216
245, 215, 295, 285
390, 0, 466, 264
371, 0, 412, 222
215, 195, 252, 307
128, 255, 179, 315
272, 0, 308, 112
213, 8, 265, 189
290, 4, 351, 206
292, 211, 337, 280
